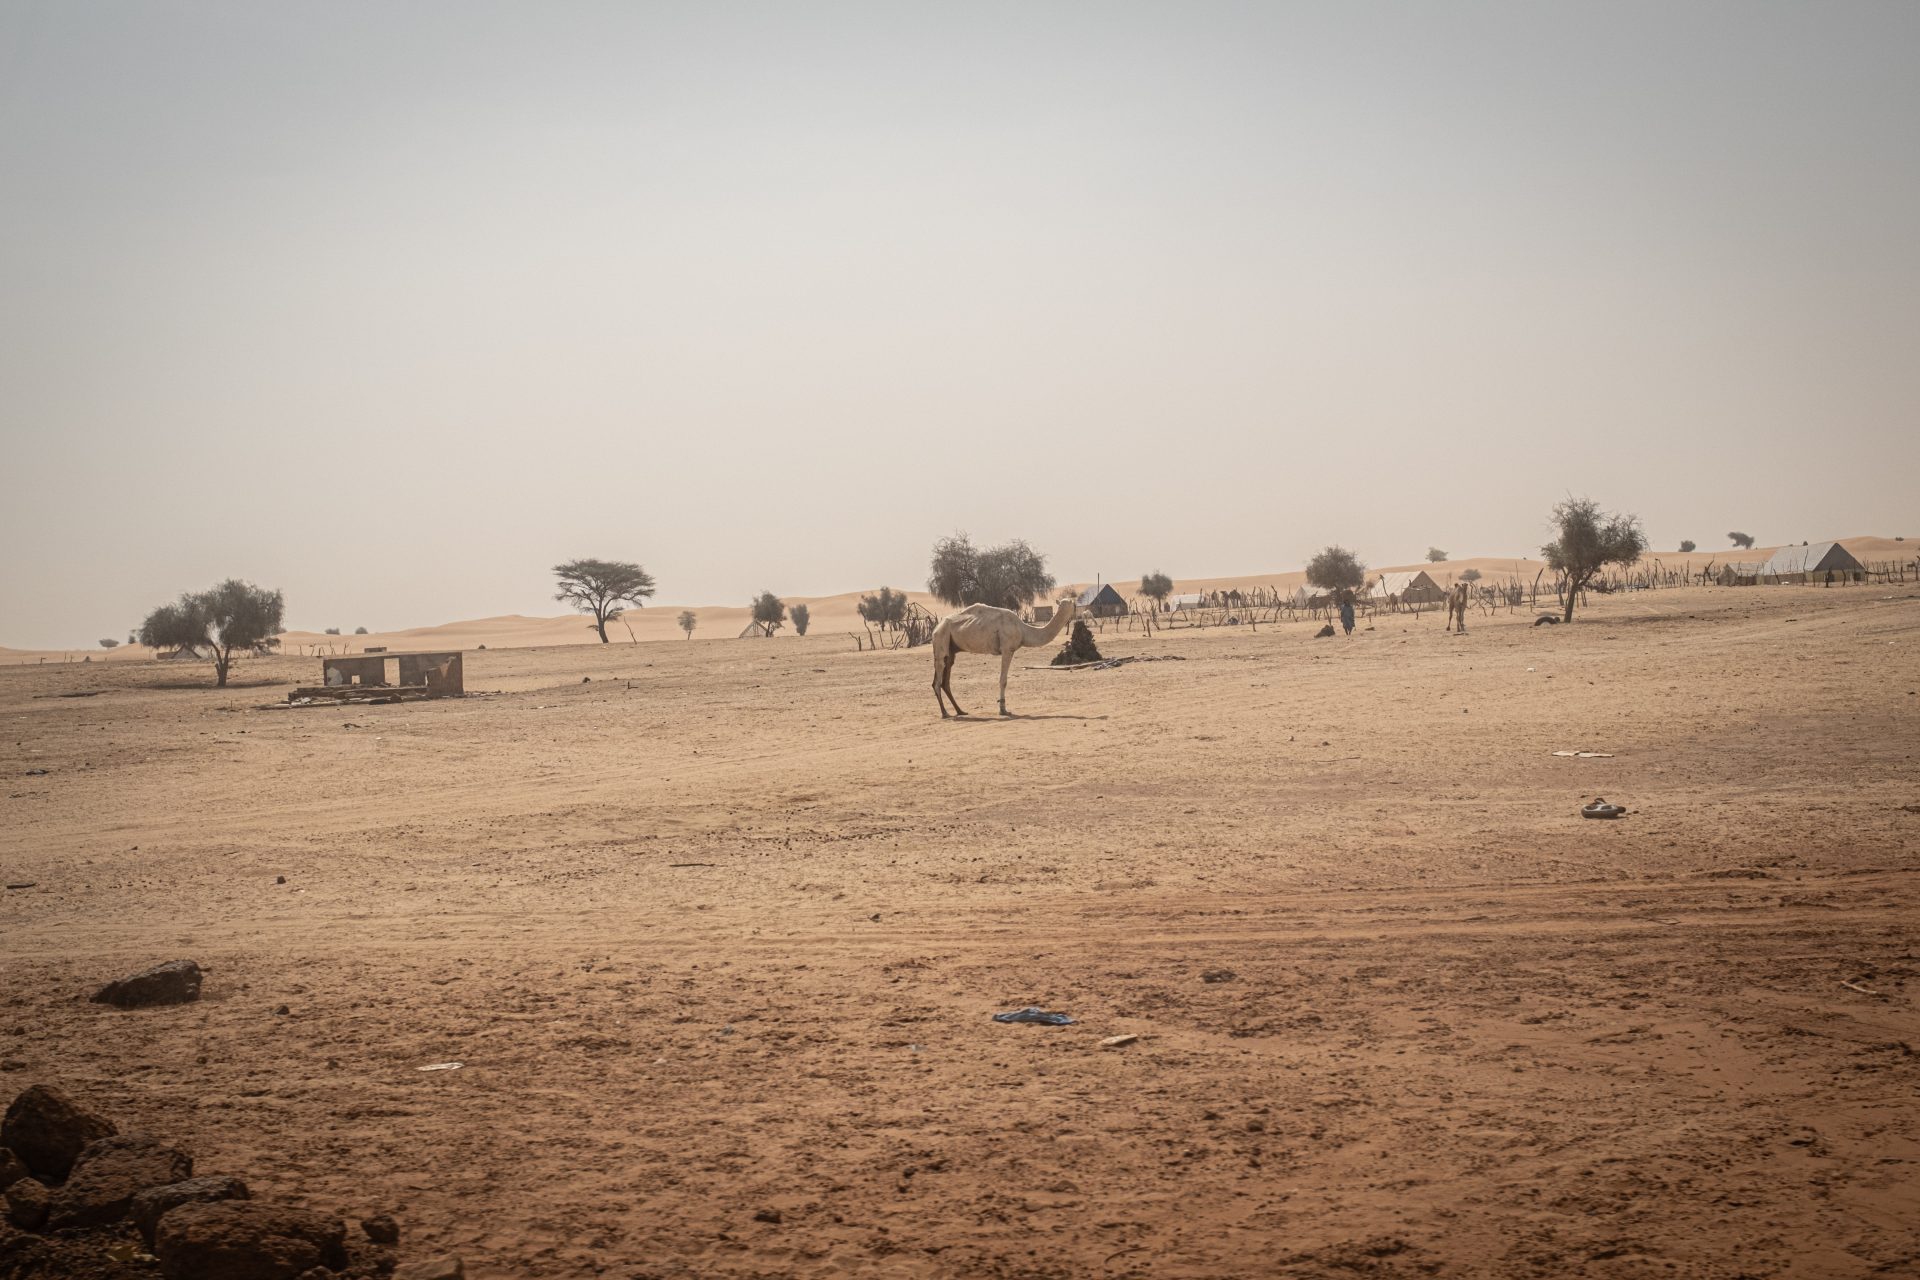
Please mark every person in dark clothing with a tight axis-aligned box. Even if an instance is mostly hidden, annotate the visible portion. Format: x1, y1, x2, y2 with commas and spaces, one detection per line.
1338, 590, 1356, 636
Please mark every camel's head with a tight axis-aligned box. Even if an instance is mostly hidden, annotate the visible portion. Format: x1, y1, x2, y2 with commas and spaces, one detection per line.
1054, 596, 1079, 622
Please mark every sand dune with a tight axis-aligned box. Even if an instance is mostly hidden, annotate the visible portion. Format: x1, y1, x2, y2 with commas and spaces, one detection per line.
5, 536, 1910, 666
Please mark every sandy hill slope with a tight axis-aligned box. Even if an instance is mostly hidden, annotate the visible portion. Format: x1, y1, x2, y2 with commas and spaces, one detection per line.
5, 536, 1909, 665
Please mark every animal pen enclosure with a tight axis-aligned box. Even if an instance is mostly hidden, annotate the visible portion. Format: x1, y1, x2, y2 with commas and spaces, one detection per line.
292, 651, 465, 703
1067, 550, 1918, 638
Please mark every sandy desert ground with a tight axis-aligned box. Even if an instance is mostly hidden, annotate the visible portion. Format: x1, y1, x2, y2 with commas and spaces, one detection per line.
3, 582, 1917, 1278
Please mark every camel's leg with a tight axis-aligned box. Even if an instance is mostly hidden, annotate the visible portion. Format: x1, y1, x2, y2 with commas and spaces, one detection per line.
998, 648, 1014, 715
932, 643, 949, 717
943, 652, 964, 716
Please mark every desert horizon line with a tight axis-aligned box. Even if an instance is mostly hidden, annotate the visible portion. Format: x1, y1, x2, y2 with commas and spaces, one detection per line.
7, 533, 1904, 657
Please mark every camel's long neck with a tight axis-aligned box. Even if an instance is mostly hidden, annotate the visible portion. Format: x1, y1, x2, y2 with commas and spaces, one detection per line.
1018, 607, 1072, 648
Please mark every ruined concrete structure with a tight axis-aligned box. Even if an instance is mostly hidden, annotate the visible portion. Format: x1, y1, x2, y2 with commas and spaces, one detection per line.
294, 651, 464, 702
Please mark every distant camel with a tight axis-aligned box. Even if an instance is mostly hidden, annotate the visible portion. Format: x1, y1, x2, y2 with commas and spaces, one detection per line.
930, 597, 1078, 718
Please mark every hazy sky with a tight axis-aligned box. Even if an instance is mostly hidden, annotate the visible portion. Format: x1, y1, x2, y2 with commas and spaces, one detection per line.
3, 2, 1915, 647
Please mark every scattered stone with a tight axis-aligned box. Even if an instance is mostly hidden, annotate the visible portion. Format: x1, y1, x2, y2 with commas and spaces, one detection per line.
91, 960, 203, 1009
1314, 624, 1335, 638
752, 1208, 783, 1224
2, 1085, 118, 1181
1099, 1035, 1140, 1049
5, 1177, 48, 1230
360, 1213, 399, 1244
0, 1221, 60, 1272
48, 1133, 194, 1229
356, 1246, 400, 1277
1200, 969, 1238, 984
132, 1175, 250, 1246
155, 1201, 348, 1280
3, 884, 34, 891
0, 1149, 26, 1192
276, 876, 286, 884
273, 1006, 291, 1017
394, 1255, 465, 1280
1534, 614, 1560, 626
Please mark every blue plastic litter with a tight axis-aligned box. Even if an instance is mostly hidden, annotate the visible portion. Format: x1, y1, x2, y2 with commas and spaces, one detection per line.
993, 1007, 1075, 1026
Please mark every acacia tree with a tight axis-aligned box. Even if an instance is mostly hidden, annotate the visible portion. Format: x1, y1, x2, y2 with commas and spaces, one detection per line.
554, 558, 656, 643
1678, 540, 1697, 554
791, 603, 811, 636
1306, 546, 1367, 597
858, 587, 909, 630
927, 534, 1056, 611
1728, 531, 1755, 549
1139, 571, 1174, 608
1460, 568, 1482, 583
677, 610, 697, 639
98, 638, 119, 649
137, 579, 285, 687
1542, 497, 1648, 623
749, 591, 786, 637
1426, 547, 1448, 563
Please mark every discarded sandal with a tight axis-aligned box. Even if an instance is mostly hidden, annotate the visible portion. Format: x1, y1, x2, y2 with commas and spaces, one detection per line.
1582, 798, 1626, 819
992, 1007, 1075, 1026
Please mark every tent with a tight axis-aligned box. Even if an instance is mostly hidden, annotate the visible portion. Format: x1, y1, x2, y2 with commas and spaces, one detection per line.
1076, 583, 1128, 617
158, 645, 212, 661
1759, 541, 1865, 582
1169, 593, 1207, 612
1371, 570, 1445, 604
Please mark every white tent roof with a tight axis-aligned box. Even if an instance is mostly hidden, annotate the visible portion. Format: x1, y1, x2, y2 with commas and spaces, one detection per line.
1371, 570, 1441, 598
1760, 541, 1863, 576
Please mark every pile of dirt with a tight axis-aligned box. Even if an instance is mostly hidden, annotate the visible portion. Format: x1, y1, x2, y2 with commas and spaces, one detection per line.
1051, 619, 1103, 666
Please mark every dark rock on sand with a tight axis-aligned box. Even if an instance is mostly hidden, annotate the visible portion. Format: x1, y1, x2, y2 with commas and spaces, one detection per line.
360, 1213, 399, 1244
91, 960, 203, 1009
0, 1150, 27, 1193
4, 1178, 48, 1231
132, 1174, 250, 1246
48, 1133, 193, 1230
155, 1201, 348, 1280
1, 1086, 117, 1181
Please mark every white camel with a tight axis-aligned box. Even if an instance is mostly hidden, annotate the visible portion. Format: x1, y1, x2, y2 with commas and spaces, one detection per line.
930, 597, 1079, 718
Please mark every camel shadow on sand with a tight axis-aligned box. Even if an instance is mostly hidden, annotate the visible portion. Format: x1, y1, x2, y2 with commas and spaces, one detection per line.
944, 712, 1109, 723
